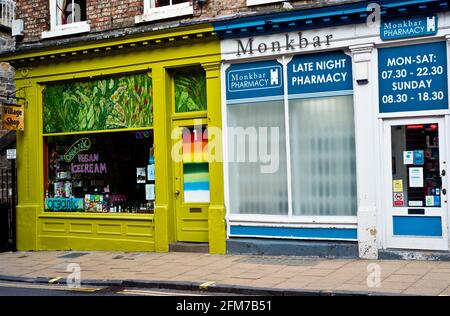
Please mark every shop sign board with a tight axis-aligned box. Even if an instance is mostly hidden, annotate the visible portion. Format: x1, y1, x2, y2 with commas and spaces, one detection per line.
45, 198, 84, 211
378, 42, 448, 113
381, 15, 438, 41
2, 105, 24, 131
226, 60, 284, 100
288, 51, 353, 96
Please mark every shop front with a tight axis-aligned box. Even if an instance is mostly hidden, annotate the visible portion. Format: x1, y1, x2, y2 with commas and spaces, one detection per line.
3, 24, 226, 253
215, 0, 450, 259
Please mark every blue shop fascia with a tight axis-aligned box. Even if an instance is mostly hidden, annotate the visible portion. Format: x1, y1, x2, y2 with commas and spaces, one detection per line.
215, 0, 450, 260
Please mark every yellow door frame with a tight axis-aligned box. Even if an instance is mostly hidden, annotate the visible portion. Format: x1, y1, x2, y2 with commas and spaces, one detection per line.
171, 118, 209, 243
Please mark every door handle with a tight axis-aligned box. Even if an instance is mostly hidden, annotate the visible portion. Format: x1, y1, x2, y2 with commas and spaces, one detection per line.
442, 188, 447, 196
175, 190, 180, 197
442, 170, 446, 177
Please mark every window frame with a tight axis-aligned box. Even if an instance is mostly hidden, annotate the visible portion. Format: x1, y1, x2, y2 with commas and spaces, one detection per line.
246, 0, 285, 7
222, 57, 358, 228
42, 0, 90, 39
136, 0, 194, 24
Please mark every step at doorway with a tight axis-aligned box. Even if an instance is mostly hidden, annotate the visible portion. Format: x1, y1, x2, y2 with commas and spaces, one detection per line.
169, 242, 209, 253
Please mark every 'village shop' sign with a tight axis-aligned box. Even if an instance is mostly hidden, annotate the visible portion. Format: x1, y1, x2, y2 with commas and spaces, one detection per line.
2, 105, 24, 131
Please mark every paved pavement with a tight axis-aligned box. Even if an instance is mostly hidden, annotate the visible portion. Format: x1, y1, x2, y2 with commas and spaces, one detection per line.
0, 281, 223, 296
1, 251, 450, 296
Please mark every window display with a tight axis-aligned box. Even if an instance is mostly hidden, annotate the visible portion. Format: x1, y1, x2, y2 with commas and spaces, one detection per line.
44, 130, 155, 213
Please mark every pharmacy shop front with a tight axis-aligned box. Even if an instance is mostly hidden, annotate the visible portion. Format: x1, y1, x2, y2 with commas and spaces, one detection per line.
215, 4, 450, 259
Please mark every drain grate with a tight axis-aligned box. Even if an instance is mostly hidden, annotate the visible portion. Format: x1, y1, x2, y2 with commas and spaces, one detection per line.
58, 252, 89, 259
237, 255, 320, 266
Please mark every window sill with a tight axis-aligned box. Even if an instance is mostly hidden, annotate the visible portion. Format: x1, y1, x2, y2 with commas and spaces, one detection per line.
246, 0, 284, 6
135, 4, 194, 24
41, 22, 91, 39
39, 212, 154, 221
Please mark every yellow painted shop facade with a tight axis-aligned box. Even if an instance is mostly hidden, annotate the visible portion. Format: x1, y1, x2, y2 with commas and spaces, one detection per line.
2, 24, 226, 253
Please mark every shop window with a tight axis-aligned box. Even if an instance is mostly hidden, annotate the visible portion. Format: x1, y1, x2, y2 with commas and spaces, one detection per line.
289, 95, 357, 216
136, 0, 193, 24
227, 100, 288, 215
246, 0, 284, 6
43, 0, 90, 39
225, 53, 356, 218
57, 0, 87, 25
174, 68, 207, 113
44, 131, 155, 214
149, 0, 190, 8
43, 73, 153, 134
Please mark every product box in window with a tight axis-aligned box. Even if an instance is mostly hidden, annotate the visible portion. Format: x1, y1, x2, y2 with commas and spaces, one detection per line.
85, 194, 104, 212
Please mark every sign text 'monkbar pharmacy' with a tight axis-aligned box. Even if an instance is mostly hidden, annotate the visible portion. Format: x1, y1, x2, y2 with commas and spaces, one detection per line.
236, 32, 333, 56
381, 15, 438, 41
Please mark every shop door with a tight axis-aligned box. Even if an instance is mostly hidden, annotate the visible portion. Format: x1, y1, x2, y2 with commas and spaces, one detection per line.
172, 120, 209, 242
383, 118, 449, 251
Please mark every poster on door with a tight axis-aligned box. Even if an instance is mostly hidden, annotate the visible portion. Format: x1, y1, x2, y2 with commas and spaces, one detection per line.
409, 167, 424, 188
393, 193, 404, 206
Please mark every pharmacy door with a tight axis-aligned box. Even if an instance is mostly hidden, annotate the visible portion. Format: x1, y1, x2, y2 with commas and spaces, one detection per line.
383, 118, 449, 250
172, 120, 209, 242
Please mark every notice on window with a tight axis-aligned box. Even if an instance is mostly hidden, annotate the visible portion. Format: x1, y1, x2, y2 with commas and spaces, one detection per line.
413, 150, 424, 165
409, 200, 423, 207
409, 167, 424, 188
147, 164, 155, 181
403, 151, 414, 165
137, 167, 146, 184
426, 195, 435, 206
145, 184, 155, 201
393, 180, 403, 193
393, 193, 404, 206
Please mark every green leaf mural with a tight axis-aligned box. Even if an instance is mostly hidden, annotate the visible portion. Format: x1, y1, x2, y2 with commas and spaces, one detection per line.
174, 68, 207, 113
43, 73, 153, 133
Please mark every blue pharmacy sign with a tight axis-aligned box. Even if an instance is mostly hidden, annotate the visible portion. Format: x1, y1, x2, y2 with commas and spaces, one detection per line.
381, 15, 438, 41
378, 42, 448, 113
226, 60, 284, 101
288, 51, 353, 96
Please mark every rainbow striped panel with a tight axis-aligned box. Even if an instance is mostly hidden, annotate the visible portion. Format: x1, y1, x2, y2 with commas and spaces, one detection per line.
183, 162, 210, 203
182, 127, 208, 163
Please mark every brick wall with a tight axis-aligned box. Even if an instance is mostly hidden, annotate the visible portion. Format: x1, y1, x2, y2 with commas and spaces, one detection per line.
202, 0, 318, 17
0, 29, 16, 172
15, 0, 50, 42
0, 61, 16, 156
15, 0, 361, 43
87, 0, 143, 33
